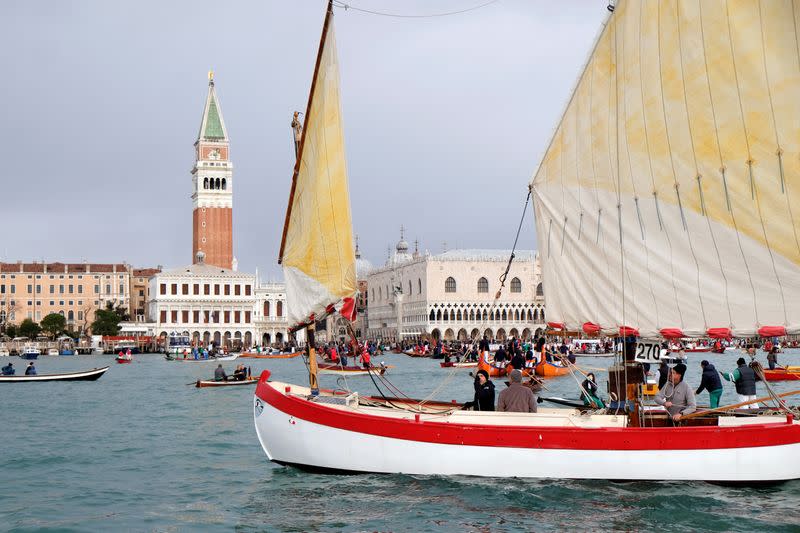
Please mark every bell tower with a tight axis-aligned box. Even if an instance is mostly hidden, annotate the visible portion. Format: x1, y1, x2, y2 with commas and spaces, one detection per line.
192, 71, 233, 270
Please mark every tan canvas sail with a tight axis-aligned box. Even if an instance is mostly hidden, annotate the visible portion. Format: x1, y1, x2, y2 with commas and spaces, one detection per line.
279, 3, 357, 326
530, 0, 800, 338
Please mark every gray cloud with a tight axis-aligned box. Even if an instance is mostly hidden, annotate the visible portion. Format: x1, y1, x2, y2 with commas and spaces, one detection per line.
1, 0, 606, 278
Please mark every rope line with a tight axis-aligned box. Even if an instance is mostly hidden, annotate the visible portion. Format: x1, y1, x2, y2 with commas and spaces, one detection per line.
331, 0, 500, 18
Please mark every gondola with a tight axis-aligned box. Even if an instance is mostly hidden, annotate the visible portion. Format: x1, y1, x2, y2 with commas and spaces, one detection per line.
0, 366, 108, 382
240, 351, 303, 359
165, 353, 239, 362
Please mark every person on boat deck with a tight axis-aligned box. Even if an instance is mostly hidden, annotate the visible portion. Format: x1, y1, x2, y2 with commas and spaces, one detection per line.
524, 350, 536, 369
329, 345, 339, 363
468, 369, 495, 411
723, 358, 760, 409
581, 373, 605, 408
2, 362, 14, 375
233, 364, 247, 381
766, 346, 779, 370
696, 360, 724, 409
214, 364, 228, 382
654, 363, 696, 421
359, 347, 371, 369
493, 345, 507, 368
25, 362, 37, 376
509, 350, 525, 370
497, 369, 537, 413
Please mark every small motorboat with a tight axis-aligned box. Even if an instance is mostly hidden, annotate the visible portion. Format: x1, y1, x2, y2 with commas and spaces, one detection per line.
196, 377, 258, 388
0, 347, 10, 357
20, 345, 40, 360
240, 351, 303, 359
115, 355, 133, 364
763, 367, 800, 381
440, 361, 478, 368
0, 366, 109, 382
47, 348, 60, 356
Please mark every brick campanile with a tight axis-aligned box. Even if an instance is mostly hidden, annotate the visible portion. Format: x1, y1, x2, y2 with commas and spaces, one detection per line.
192, 72, 233, 270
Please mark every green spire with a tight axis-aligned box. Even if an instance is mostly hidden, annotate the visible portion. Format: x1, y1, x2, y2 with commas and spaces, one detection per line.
203, 97, 225, 140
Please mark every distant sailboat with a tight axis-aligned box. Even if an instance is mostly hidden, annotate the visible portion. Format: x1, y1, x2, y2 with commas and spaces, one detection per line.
255, 0, 800, 482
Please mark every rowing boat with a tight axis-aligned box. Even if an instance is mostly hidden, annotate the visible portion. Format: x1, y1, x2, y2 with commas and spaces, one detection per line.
440, 361, 478, 368
116, 356, 133, 364
196, 377, 258, 388
240, 351, 302, 359
165, 353, 240, 362
317, 363, 389, 376
763, 367, 800, 382
535, 358, 571, 378
0, 366, 109, 382
402, 349, 428, 357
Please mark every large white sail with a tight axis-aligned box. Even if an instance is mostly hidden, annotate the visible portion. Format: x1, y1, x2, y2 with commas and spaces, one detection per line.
530, 0, 800, 338
279, 6, 357, 326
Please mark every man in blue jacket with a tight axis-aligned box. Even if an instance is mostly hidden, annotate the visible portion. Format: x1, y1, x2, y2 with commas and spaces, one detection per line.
25, 362, 37, 375
1, 362, 14, 375
695, 360, 723, 408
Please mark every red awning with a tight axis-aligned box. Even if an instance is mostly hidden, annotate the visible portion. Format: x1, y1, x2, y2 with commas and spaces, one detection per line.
582, 322, 601, 335
707, 327, 732, 339
619, 326, 640, 337
547, 322, 565, 330
659, 328, 684, 339
758, 325, 786, 338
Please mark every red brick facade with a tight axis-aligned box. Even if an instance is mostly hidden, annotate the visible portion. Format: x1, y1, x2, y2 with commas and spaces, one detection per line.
193, 207, 232, 270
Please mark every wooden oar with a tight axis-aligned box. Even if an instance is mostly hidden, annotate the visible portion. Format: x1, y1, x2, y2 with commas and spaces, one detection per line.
681, 388, 800, 420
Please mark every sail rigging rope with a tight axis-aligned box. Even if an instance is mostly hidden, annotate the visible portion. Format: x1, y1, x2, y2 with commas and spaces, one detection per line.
331, 0, 500, 19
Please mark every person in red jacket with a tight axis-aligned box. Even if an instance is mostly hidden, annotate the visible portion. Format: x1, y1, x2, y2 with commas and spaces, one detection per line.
359, 346, 371, 369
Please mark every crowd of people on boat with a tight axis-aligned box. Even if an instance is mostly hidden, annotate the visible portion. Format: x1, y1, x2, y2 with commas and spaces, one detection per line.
213, 363, 250, 382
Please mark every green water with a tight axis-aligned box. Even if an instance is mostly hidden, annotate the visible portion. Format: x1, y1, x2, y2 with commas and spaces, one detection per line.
1, 351, 799, 532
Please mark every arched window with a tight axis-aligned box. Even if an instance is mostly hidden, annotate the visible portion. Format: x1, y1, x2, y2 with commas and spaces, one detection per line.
203, 177, 209, 189
408, 281, 412, 295
502, 309, 508, 321
68, 310, 74, 321
469, 310, 475, 321
445, 277, 456, 293
264, 301, 270, 316
541, 309, 545, 321
437, 310, 442, 321
482, 310, 488, 321
0, 310, 5, 323
477, 277, 488, 293
442, 310, 448, 321
276, 301, 283, 317
429, 309, 435, 321
418, 279, 422, 294
450, 310, 456, 321
529, 309, 535, 321
221, 178, 227, 190
536, 282, 544, 297
514, 310, 520, 321
456, 310, 462, 321
510, 277, 522, 293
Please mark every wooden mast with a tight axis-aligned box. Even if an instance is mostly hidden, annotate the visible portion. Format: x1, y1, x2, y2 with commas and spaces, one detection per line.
278, 0, 334, 264
279, 0, 334, 395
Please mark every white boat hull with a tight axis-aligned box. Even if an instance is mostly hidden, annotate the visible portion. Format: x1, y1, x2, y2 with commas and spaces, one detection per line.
253, 373, 800, 482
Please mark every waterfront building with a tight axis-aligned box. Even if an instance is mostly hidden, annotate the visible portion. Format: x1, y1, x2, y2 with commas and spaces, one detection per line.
192, 71, 234, 270
0, 261, 132, 333
366, 237, 546, 343
254, 280, 289, 346
130, 267, 161, 322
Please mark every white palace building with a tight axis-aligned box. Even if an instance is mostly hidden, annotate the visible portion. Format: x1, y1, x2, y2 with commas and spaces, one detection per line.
366, 236, 547, 343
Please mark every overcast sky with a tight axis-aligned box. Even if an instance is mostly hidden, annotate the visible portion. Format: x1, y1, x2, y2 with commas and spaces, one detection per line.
2, 0, 607, 279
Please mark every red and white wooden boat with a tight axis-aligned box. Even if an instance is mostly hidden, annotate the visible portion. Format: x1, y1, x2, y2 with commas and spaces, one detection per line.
253, 370, 800, 481
240, 351, 303, 360
256, 0, 800, 483
317, 362, 389, 376
115, 355, 133, 364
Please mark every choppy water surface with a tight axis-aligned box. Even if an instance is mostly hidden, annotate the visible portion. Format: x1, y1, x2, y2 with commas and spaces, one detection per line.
1, 351, 799, 532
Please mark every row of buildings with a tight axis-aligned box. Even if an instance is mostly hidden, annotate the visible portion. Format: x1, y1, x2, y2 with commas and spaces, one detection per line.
1, 74, 546, 348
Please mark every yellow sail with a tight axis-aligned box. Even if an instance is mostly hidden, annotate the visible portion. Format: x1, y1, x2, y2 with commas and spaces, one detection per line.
279, 4, 356, 326
530, 0, 800, 338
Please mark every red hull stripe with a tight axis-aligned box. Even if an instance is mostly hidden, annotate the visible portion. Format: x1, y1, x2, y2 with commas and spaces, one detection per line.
255, 372, 800, 451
